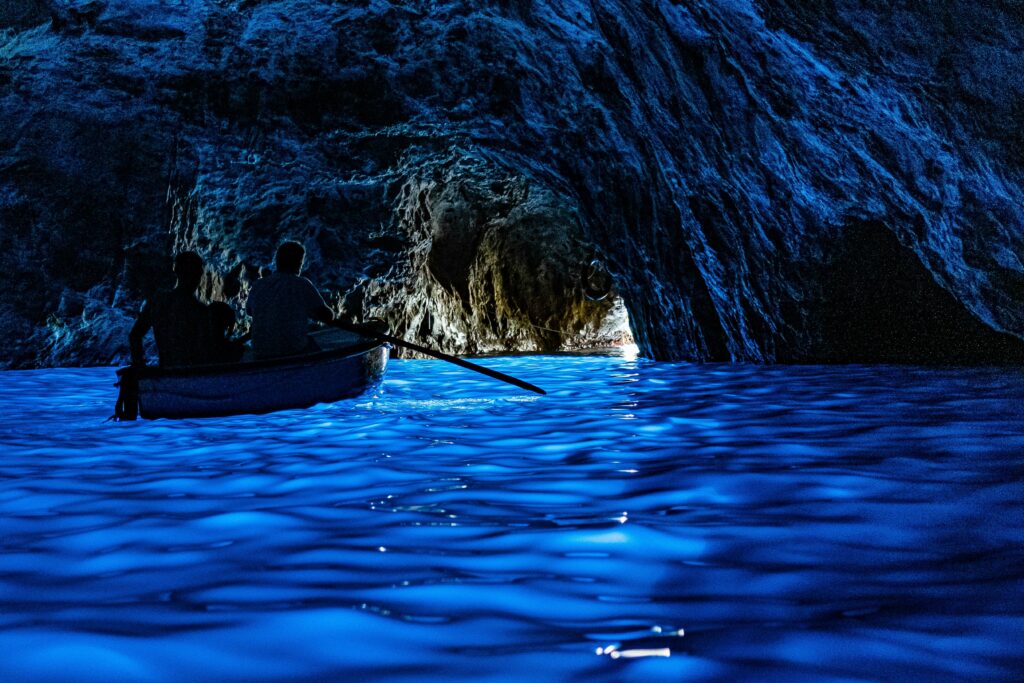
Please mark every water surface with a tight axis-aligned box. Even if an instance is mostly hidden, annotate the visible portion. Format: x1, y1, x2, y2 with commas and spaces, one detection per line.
2, 355, 1024, 681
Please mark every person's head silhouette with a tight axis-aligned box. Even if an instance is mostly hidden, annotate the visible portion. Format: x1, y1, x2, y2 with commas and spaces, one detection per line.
174, 251, 204, 292
275, 241, 305, 275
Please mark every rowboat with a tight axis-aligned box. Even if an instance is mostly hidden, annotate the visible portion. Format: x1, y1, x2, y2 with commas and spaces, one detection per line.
115, 329, 389, 420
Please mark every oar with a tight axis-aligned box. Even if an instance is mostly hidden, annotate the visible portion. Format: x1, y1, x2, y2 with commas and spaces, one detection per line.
330, 320, 546, 395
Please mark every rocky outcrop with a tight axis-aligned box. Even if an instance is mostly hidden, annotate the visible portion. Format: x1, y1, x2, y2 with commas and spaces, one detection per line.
2, 0, 1024, 367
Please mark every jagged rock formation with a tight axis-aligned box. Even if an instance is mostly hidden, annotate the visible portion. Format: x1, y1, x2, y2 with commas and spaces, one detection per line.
2, 0, 1024, 367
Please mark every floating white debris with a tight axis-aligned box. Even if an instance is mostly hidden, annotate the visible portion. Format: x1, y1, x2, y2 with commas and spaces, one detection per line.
611, 648, 671, 659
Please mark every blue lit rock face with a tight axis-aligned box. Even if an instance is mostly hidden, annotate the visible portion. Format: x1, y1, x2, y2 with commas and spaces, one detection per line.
2, 0, 1024, 366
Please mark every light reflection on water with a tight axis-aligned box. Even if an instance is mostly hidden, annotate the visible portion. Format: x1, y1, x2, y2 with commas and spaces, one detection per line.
2, 356, 1024, 680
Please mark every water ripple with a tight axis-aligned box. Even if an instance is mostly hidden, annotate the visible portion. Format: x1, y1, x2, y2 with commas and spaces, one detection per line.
1, 357, 1024, 680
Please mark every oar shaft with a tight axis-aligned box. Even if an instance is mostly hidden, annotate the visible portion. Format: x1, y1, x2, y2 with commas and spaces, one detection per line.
332, 321, 546, 395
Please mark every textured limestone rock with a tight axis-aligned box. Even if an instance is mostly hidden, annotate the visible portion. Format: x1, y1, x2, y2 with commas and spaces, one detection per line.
2, 0, 1024, 367
363, 153, 620, 355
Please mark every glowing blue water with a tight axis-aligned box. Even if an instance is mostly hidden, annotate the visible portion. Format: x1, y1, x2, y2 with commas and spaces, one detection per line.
2, 355, 1024, 681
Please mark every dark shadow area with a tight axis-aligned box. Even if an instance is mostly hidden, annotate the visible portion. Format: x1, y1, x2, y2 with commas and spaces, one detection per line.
811, 222, 1024, 364
681, 245, 731, 362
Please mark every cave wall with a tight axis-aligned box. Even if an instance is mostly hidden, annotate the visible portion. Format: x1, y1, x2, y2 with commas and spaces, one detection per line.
2, 0, 1024, 367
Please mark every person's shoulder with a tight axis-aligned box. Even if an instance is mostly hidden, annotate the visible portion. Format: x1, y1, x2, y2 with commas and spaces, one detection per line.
172, 288, 205, 303
146, 288, 175, 308
249, 273, 280, 295
295, 275, 325, 302
277, 273, 317, 291
151, 288, 175, 300
256, 270, 284, 283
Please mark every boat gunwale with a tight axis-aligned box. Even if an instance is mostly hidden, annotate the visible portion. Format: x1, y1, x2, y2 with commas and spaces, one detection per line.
129, 340, 384, 381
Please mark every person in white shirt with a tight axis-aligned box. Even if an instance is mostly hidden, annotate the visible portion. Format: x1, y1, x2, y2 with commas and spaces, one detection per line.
246, 241, 335, 359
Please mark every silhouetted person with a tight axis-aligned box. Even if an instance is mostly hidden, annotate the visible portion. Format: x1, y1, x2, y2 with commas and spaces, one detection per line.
209, 301, 246, 364
129, 251, 212, 367
246, 241, 334, 359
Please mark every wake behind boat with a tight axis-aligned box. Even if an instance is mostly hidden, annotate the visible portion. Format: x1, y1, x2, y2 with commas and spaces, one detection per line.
115, 329, 388, 420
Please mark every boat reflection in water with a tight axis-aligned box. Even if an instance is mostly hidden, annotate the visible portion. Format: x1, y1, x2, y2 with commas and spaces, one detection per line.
1, 354, 1024, 680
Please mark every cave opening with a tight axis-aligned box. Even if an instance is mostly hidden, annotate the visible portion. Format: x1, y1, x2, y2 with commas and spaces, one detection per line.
375, 167, 641, 359
555, 293, 637, 355
371, 229, 638, 358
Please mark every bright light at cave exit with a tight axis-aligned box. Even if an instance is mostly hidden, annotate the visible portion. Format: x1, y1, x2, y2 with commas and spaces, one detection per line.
602, 295, 638, 359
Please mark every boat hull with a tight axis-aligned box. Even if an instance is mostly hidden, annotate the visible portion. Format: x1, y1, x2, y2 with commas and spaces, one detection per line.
135, 342, 388, 419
